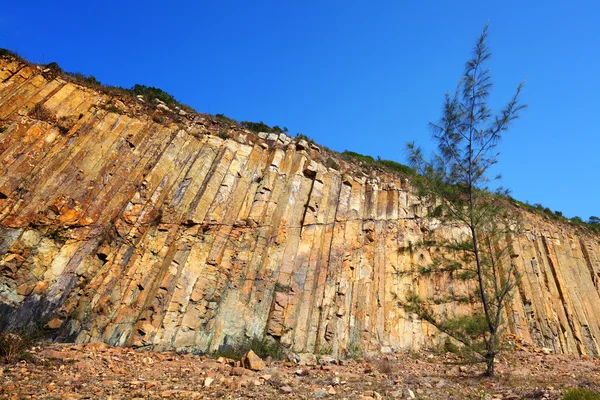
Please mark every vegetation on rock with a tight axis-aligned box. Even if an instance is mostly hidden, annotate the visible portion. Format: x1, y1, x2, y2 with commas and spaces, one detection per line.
341, 150, 414, 177
240, 120, 287, 134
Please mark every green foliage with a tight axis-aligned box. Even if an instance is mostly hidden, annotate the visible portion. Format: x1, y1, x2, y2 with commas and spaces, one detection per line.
345, 341, 363, 361
0, 48, 18, 58
295, 133, 313, 143
68, 72, 101, 86
442, 338, 460, 354
562, 388, 600, 400
0, 125, 7, 133
214, 113, 237, 124
105, 105, 124, 115
44, 62, 63, 74
404, 24, 525, 377
342, 150, 375, 164
508, 198, 600, 234
325, 157, 340, 170
217, 131, 231, 140
0, 48, 25, 63
376, 159, 414, 175
241, 120, 287, 134
213, 336, 285, 361
131, 84, 177, 106
341, 150, 414, 177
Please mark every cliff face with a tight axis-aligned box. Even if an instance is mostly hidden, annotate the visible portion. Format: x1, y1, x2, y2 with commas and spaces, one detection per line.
1, 57, 599, 356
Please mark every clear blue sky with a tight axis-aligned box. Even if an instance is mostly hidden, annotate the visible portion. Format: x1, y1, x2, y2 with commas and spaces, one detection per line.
1, 0, 598, 219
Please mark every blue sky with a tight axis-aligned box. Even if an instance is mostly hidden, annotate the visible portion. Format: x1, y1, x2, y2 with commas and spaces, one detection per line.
1, 1, 598, 219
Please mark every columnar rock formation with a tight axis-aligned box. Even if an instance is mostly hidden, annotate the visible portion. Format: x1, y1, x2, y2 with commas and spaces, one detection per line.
1, 56, 599, 356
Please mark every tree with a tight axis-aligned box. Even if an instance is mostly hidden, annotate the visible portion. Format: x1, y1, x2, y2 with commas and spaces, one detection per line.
404, 24, 526, 377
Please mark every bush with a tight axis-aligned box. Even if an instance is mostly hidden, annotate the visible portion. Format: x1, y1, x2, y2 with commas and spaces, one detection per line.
217, 131, 231, 140
375, 358, 394, 374
0, 48, 25, 63
68, 72, 101, 87
240, 120, 287, 134
562, 388, 600, 400
213, 337, 286, 361
377, 159, 414, 175
295, 133, 313, 143
0, 332, 33, 364
131, 84, 178, 107
44, 62, 63, 74
29, 103, 52, 121
325, 157, 339, 170
105, 105, 124, 115
214, 113, 237, 125
0, 48, 18, 58
341, 150, 414, 177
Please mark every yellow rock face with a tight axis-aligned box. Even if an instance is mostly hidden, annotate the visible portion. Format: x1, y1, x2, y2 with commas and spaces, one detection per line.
0, 57, 599, 357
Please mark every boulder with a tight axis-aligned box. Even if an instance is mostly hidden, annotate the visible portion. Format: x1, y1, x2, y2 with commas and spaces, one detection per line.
242, 350, 266, 371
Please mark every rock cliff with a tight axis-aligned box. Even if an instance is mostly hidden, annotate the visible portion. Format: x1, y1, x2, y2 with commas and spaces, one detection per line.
1, 56, 599, 356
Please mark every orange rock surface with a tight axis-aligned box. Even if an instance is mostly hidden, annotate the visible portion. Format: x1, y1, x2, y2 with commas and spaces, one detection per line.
0, 56, 599, 357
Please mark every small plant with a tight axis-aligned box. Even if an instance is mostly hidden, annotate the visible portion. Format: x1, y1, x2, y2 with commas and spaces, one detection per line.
56, 116, 77, 135
213, 336, 286, 361
375, 358, 394, 374
0, 48, 26, 63
0, 125, 7, 133
341, 150, 414, 177
29, 103, 52, 121
562, 388, 600, 400
44, 62, 63, 74
274, 282, 291, 293
152, 115, 166, 124
325, 157, 339, 170
217, 131, 231, 140
0, 332, 32, 364
346, 341, 363, 361
214, 113, 237, 125
104, 104, 124, 115
131, 84, 177, 106
295, 133, 313, 143
240, 120, 287, 134
68, 72, 101, 87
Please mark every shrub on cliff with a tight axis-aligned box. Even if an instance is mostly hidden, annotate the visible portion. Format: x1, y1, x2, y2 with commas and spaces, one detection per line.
341, 150, 414, 177
131, 84, 178, 106
240, 120, 287, 134
29, 103, 52, 121
403, 24, 526, 377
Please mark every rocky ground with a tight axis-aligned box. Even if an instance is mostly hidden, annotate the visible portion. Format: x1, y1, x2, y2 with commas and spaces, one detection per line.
1, 341, 599, 400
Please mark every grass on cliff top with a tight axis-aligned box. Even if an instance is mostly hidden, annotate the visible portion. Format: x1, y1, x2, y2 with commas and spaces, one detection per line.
507, 197, 600, 235
341, 150, 415, 177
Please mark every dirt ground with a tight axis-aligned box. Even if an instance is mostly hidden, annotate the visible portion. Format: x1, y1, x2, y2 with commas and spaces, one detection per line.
1, 341, 599, 399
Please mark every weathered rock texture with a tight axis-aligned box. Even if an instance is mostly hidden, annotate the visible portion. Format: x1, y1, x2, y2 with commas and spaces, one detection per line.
1, 57, 600, 356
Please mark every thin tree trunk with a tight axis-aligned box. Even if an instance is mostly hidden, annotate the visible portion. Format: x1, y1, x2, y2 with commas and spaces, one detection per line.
485, 330, 497, 377
486, 349, 495, 377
